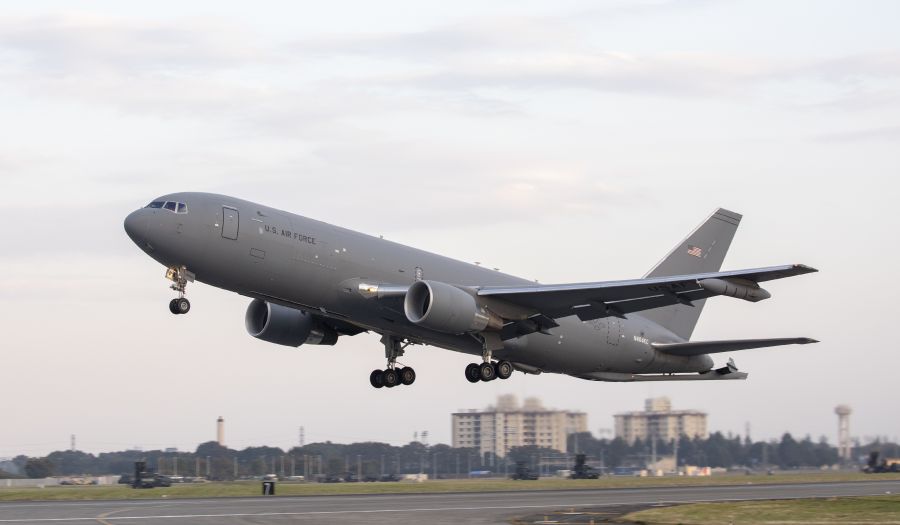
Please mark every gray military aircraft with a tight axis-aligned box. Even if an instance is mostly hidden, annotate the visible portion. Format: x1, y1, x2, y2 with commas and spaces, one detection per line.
124, 193, 817, 388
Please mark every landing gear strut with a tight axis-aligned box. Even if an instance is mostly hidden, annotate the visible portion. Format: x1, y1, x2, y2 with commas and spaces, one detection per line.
370, 335, 416, 389
166, 266, 193, 315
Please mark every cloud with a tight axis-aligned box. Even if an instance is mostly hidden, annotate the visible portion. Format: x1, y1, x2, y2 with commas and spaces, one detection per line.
814, 125, 900, 143
0, 13, 264, 73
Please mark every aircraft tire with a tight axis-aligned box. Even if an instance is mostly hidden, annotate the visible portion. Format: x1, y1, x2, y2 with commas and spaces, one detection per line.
370, 369, 384, 388
175, 298, 191, 314
398, 367, 416, 386
479, 362, 496, 382
168, 299, 179, 314
382, 369, 399, 388
495, 360, 513, 380
465, 363, 481, 383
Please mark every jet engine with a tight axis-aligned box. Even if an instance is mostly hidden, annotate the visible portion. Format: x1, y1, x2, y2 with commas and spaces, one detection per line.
245, 299, 338, 347
403, 280, 502, 334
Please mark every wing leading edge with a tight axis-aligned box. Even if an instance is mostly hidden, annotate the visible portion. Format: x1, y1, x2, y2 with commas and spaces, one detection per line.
652, 337, 818, 357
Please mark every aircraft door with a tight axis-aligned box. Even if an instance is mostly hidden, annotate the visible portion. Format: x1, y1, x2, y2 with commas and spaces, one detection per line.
607, 318, 622, 346
222, 207, 239, 240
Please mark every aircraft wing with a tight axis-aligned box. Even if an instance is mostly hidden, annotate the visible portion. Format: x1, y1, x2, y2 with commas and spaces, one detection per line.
651, 337, 818, 356
478, 264, 816, 322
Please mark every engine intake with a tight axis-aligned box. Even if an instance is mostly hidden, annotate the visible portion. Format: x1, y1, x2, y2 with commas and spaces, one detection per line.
404, 280, 502, 334
245, 299, 338, 347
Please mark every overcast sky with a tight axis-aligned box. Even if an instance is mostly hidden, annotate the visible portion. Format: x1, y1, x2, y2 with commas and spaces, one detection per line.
2, 0, 899, 457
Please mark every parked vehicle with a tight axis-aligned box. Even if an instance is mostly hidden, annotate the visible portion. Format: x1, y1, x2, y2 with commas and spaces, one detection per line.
510, 462, 539, 480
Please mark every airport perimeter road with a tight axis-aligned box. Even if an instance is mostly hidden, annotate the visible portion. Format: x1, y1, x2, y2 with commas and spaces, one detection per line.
0, 480, 898, 524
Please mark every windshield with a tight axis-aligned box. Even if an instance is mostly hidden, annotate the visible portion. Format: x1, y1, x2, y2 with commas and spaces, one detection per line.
145, 201, 188, 214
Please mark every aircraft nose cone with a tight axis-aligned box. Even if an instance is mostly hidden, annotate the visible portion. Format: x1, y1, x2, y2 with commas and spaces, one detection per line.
124, 210, 148, 245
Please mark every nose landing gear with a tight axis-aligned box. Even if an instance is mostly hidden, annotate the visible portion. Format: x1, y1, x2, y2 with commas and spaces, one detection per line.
165, 266, 194, 315
370, 336, 416, 389
169, 297, 191, 315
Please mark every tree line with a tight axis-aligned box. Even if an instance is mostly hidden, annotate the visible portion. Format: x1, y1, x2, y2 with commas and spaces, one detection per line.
2, 434, 895, 479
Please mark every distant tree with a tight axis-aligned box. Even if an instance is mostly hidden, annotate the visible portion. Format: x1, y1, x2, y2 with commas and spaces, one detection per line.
46, 450, 96, 475
195, 441, 231, 458
606, 437, 630, 467
778, 433, 804, 468
24, 458, 54, 478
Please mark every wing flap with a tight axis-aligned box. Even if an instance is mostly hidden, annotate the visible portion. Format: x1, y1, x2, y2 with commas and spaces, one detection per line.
652, 337, 818, 356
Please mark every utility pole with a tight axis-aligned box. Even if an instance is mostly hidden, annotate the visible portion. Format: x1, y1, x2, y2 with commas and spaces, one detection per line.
432, 453, 438, 480
195, 457, 200, 477
70, 434, 76, 452
673, 436, 679, 474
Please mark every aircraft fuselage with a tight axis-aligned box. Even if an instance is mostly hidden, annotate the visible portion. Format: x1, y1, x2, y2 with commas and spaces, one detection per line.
124, 192, 714, 379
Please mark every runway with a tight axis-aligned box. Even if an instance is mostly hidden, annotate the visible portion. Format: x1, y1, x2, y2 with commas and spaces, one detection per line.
1, 480, 898, 524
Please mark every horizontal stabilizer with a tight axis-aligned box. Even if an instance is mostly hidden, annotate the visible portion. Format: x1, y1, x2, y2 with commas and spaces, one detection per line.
652, 337, 818, 357
578, 370, 748, 382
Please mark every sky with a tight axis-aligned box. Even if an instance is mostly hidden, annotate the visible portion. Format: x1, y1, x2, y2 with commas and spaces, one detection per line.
1, 0, 899, 457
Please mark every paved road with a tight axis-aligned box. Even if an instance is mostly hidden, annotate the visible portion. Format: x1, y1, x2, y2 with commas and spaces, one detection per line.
1, 480, 897, 524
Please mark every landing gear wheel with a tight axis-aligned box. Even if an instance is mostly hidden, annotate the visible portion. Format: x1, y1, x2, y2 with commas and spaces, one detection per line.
381, 369, 399, 388
479, 362, 496, 382
465, 363, 481, 383
168, 299, 179, 314
370, 370, 385, 388
495, 360, 513, 380
175, 297, 191, 314
398, 367, 416, 386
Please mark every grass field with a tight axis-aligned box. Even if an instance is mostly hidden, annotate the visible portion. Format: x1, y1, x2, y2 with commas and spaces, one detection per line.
1, 472, 898, 502
623, 494, 900, 524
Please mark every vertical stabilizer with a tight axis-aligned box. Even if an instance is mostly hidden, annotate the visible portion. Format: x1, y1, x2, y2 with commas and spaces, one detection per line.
640, 208, 741, 340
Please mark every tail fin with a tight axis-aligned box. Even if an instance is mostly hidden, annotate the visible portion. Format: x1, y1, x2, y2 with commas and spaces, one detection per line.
640, 208, 742, 340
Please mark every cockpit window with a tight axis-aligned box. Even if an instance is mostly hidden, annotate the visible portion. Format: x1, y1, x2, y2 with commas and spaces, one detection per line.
146, 200, 188, 213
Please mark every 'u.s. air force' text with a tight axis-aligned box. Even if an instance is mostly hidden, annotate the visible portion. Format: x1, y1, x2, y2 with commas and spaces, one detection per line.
263, 224, 316, 245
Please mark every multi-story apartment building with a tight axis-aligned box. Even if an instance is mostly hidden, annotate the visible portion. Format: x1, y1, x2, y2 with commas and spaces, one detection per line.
452, 395, 587, 458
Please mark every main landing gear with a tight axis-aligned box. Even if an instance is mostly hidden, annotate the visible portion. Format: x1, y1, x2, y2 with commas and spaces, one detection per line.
465, 360, 513, 383
165, 266, 193, 315
370, 336, 416, 389
465, 341, 513, 383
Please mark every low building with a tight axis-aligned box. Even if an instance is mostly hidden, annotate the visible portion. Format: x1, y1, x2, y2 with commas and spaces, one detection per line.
614, 397, 707, 444
452, 395, 587, 458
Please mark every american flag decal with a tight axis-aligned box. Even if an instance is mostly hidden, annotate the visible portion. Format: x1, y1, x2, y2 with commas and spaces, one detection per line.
687, 245, 703, 257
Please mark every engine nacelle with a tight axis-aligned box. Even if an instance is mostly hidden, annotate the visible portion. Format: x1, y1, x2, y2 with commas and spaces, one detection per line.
698, 278, 771, 302
245, 299, 338, 347
403, 280, 502, 334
